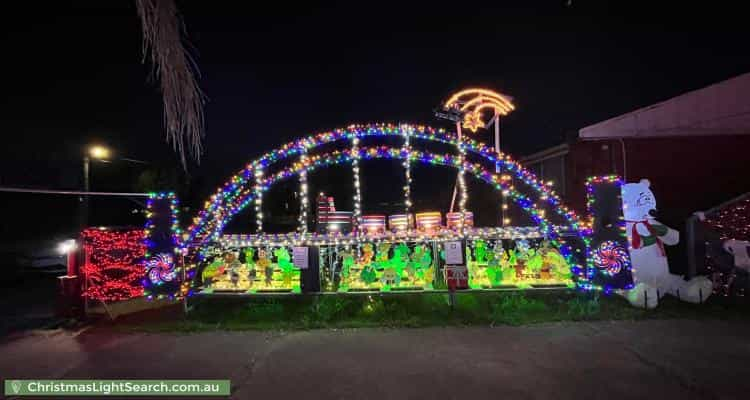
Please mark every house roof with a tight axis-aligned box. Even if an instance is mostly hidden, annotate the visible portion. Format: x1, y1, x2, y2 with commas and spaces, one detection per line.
520, 143, 569, 165
579, 72, 750, 140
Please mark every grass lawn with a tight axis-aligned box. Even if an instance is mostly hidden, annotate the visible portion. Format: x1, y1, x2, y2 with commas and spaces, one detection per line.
109, 290, 750, 332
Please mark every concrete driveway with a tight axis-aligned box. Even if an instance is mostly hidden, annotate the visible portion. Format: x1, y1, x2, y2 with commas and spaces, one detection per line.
2, 319, 749, 399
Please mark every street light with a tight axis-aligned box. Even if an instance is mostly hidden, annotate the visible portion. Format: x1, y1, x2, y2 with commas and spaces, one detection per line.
89, 145, 111, 160
83, 145, 111, 192
80, 145, 147, 229
80, 145, 111, 229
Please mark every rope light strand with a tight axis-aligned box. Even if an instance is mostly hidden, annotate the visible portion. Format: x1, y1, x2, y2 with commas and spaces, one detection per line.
298, 142, 309, 235
254, 163, 264, 233
401, 124, 413, 225
185, 124, 582, 245
457, 138, 468, 235
351, 134, 363, 235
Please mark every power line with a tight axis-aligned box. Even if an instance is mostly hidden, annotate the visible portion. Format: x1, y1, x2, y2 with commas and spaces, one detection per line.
0, 187, 150, 197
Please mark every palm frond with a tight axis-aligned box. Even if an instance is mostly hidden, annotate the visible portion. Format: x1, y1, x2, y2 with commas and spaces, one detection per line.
135, 0, 205, 170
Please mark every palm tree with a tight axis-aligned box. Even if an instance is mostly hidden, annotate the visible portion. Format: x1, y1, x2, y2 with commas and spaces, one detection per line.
135, 0, 204, 170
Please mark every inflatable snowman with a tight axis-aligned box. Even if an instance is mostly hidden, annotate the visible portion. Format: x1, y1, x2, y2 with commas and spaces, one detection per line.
621, 179, 713, 308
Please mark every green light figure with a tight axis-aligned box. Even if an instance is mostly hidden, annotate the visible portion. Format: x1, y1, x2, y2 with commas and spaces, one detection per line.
485, 250, 503, 286
410, 245, 432, 280
473, 240, 488, 264
526, 248, 543, 276
256, 248, 273, 286
274, 247, 295, 287
244, 247, 256, 283
340, 249, 354, 280
407, 245, 423, 281
202, 258, 224, 288
417, 245, 433, 281
391, 242, 410, 276
243, 247, 255, 268
360, 263, 377, 285
376, 242, 391, 264
360, 243, 374, 265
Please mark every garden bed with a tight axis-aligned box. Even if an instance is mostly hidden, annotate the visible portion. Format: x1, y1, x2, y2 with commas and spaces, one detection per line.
109, 290, 750, 332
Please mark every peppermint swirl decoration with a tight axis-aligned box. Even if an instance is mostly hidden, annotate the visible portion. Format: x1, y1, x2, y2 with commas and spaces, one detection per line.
146, 253, 176, 285
592, 241, 629, 275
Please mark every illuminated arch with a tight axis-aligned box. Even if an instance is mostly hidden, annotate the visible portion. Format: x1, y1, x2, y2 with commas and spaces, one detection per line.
185, 124, 582, 245
200, 148, 551, 242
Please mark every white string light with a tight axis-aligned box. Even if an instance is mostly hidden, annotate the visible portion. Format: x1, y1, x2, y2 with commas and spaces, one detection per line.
457, 137, 468, 235
298, 143, 309, 235
220, 226, 544, 247
506, 167, 513, 226
351, 135, 362, 236
401, 124, 412, 227
253, 163, 264, 233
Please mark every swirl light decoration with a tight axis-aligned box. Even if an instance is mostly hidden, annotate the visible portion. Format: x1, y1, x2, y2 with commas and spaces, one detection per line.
592, 240, 630, 276
579, 175, 633, 292
146, 253, 177, 285
143, 192, 185, 299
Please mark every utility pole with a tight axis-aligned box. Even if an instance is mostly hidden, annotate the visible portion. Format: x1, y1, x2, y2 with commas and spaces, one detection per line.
449, 121, 462, 213
81, 155, 90, 230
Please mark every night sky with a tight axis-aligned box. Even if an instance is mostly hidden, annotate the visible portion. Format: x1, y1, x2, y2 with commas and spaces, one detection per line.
2, 1, 750, 238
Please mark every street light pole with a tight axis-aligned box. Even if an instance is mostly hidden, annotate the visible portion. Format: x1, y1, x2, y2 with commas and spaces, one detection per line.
80, 145, 116, 230
80, 155, 91, 230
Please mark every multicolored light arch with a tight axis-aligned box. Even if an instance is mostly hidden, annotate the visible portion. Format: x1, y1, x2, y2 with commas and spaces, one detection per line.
184, 124, 582, 246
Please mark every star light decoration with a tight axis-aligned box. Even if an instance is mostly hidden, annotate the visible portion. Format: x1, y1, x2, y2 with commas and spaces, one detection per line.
462, 110, 484, 132
442, 89, 515, 228
443, 88, 515, 133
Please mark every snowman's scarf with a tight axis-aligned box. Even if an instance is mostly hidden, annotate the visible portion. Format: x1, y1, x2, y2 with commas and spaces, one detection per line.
626, 220, 666, 257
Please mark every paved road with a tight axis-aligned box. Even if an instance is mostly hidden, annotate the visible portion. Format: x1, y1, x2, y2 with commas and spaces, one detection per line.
0, 275, 60, 336
2, 320, 749, 399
